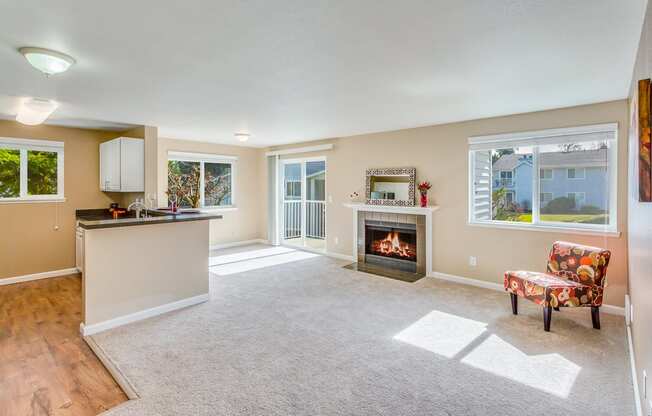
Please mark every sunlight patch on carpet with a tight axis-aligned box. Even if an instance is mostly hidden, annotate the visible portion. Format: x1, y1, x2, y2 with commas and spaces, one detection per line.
210, 246, 297, 266
210, 250, 320, 275
393, 310, 488, 358
461, 334, 581, 398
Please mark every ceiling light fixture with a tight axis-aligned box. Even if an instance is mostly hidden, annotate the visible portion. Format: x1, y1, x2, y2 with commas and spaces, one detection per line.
16, 98, 59, 125
19, 47, 76, 76
235, 133, 250, 142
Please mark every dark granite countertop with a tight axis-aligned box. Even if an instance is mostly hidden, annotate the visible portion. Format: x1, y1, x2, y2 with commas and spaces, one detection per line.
76, 209, 223, 230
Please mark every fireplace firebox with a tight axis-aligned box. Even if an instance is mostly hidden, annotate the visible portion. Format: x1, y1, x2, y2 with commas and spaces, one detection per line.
365, 220, 417, 273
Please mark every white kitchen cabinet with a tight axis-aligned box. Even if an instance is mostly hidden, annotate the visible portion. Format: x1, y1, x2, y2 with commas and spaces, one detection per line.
100, 137, 144, 192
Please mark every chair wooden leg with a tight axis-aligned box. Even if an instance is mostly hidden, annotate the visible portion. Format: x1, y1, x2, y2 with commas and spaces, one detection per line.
510, 293, 518, 315
591, 306, 601, 330
543, 306, 552, 332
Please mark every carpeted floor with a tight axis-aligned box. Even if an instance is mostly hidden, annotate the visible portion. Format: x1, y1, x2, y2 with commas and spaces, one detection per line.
95, 244, 634, 416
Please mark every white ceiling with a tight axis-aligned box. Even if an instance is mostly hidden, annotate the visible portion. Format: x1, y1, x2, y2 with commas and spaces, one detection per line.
0, 0, 647, 147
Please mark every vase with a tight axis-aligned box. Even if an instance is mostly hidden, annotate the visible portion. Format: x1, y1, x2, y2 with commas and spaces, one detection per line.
420, 192, 428, 207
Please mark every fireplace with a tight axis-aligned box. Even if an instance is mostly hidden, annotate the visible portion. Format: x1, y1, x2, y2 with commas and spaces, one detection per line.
365, 220, 417, 273
349, 206, 432, 280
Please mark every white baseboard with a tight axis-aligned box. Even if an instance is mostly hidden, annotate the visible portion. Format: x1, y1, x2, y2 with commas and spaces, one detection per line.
289, 244, 355, 262
325, 251, 355, 262
210, 239, 268, 251
629, 325, 644, 416
81, 293, 209, 336
601, 304, 626, 316
428, 271, 625, 316
430, 271, 504, 292
0, 267, 79, 286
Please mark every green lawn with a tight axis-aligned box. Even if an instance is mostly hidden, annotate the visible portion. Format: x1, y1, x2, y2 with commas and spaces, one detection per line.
514, 214, 608, 224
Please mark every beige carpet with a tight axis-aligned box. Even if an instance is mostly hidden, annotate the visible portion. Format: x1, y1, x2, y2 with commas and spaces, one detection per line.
95, 244, 634, 416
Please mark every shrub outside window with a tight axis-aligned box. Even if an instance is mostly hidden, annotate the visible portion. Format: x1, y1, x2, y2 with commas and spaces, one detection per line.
167, 152, 235, 209
468, 124, 617, 234
0, 138, 64, 202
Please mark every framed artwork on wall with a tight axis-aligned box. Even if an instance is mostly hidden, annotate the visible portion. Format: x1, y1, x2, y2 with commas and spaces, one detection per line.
638, 79, 652, 202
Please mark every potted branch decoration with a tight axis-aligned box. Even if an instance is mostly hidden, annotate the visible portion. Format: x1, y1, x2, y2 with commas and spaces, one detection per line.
417, 181, 432, 207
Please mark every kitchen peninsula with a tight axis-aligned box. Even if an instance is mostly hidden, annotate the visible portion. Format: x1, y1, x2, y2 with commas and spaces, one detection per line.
76, 209, 222, 335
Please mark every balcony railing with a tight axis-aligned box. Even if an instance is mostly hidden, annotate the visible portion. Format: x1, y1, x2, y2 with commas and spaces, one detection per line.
283, 200, 326, 240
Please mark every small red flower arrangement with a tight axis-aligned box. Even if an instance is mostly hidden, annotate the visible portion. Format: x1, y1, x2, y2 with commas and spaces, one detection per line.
417, 181, 432, 207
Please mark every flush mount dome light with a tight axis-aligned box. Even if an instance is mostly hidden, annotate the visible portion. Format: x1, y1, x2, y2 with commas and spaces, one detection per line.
19, 47, 76, 75
235, 133, 250, 142
16, 98, 59, 125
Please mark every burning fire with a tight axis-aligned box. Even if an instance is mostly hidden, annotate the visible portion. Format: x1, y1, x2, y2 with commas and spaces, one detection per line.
373, 231, 416, 259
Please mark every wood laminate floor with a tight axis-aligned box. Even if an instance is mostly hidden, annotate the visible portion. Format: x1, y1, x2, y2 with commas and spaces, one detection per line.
0, 275, 127, 416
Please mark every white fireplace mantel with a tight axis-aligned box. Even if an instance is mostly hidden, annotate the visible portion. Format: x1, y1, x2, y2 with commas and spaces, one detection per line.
343, 202, 439, 215
343, 202, 439, 274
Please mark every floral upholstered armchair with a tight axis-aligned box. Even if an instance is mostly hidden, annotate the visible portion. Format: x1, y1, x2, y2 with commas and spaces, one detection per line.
504, 241, 611, 332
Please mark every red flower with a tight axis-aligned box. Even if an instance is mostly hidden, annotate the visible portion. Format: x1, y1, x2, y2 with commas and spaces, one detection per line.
418, 181, 432, 191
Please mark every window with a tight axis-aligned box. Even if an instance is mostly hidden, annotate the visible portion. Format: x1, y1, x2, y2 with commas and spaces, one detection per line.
204, 162, 232, 206
505, 191, 515, 204
498, 170, 513, 187
474, 146, 533, 223
0, 138, 64, 202
540, 192, 554, 205
167, 151, 235, 209
284, 163, 302, 200
469, 123, 617, 233
567, 167, 585, 179
540, 169, 553, 180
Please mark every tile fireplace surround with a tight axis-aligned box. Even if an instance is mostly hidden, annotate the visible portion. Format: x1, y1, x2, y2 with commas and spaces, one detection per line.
344, 203, 439, 275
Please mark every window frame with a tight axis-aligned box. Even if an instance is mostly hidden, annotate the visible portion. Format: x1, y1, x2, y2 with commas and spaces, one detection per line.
0, 137, 64, 204
566, 167, 585, 180
540, 168, 553, 180
167, 151, 237, 211
504, 190, 515, 203
467, 123, 618, 236
498, 170, 513, 187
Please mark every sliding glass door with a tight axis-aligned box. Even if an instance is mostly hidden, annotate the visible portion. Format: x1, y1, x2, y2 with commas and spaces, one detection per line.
281, 158, 326, 251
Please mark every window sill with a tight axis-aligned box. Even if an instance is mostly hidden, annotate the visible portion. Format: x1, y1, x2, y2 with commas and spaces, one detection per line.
0, 197, 66, 204
468, 221, 620, 237
199, 206, 238, 213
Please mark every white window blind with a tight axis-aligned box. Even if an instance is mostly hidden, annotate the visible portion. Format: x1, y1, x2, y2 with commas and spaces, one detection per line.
471, 149, 492, 221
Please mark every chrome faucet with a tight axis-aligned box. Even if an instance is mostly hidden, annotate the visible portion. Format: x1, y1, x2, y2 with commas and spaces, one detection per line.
128, 198, 148, 219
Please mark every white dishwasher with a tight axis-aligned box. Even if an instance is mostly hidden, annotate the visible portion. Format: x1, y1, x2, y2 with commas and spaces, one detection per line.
75, 226, 85, 273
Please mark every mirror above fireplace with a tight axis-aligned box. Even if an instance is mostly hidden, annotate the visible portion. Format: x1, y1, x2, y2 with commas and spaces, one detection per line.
365, 167, 416, 206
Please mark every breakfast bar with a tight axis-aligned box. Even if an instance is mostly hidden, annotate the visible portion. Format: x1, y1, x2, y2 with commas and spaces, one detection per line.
76, 209, 222, 335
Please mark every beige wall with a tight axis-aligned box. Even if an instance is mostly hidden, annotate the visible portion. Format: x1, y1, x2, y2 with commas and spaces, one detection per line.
0, 120, 120, 280
83, 220, 209, 326
157, 138, 265, 246
628, 3, 652, 414
266, 100, 629, 307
